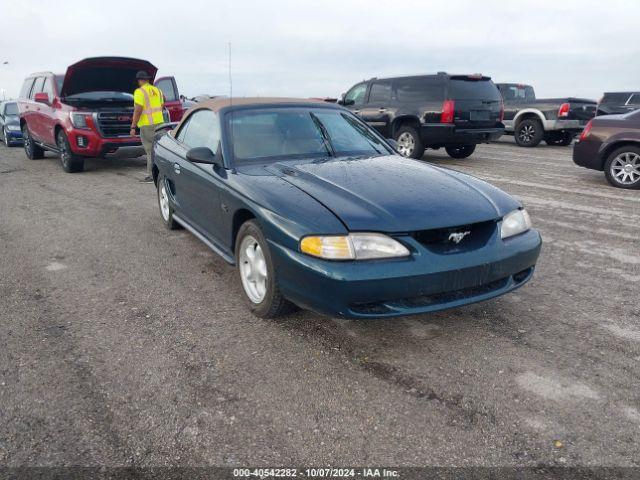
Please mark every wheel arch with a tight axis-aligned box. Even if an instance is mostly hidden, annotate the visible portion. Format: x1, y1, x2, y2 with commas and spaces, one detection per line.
600, 140, 640, 169
391, 115, 421, 137
513, 110, 546, 129
231, 208, 257, 252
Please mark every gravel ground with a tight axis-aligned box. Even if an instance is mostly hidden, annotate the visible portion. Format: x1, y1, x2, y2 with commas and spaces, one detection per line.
0, 137, 638, 468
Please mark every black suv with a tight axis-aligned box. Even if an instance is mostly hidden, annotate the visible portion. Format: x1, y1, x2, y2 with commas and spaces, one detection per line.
339, 73, 504, 159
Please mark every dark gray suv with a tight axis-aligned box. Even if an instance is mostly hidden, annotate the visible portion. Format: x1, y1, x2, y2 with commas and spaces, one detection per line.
339, 73, 504, 159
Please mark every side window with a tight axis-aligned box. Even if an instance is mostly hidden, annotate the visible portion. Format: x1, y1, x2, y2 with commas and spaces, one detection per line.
368, 81, 393, 103
19, 78, 35, 99
395, 77, 443, 103
627, 94, 640, 105
176, 110, 220, 151
29, 77, 45, 99
156, 78, 177, 102
344, 83, 367, 106
42, 77, 54, 100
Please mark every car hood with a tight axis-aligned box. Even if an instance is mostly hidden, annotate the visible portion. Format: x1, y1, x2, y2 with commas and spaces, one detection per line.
60, 57, 157, 97
264, 155, 520, 232
4, 115, 19, 126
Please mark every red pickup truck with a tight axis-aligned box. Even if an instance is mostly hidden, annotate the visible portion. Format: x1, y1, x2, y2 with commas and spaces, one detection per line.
18, 57, 184, 173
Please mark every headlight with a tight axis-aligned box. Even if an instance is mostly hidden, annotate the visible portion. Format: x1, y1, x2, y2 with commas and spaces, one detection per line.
501, 209, 532, 239
6, 125, 20, 131
70, 112, 91, 129
300, 233, 410, 260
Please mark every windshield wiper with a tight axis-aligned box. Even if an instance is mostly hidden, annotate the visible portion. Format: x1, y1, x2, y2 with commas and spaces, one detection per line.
309, 112, 335, 157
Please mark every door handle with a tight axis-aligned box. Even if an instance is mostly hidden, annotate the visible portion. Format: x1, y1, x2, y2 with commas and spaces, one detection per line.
378, 108, 387, 112
173, 163, 181, 174
353, 110, 361, 114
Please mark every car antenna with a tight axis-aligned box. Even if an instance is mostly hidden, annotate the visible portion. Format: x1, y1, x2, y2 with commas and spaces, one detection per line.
227, 42, 236, 173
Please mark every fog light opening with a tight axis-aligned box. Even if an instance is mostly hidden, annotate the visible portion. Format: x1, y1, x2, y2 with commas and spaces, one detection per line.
76, 136, 88, 148
513, 267, 533, 284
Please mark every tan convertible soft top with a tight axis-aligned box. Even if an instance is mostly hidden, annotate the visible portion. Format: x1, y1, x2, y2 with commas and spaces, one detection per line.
197, 97, 326, 112
172, 97, 329, 135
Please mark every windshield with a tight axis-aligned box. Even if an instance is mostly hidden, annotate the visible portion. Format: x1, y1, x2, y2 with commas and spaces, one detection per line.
63, 91, 133, 101
227, 108, 392, 163
4, 103, 18, 115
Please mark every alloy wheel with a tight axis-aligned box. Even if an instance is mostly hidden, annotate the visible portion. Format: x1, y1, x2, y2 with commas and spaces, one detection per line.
518, 125, 536, 144
239, 235, 268, 304
397, 132, 415, 157
159, 182, 170, 221
610, 152, 640, 185
58, 134, 70, 168
23, 128, 32, 155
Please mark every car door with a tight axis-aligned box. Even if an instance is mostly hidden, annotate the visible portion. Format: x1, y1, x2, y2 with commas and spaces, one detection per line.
171, 109, 225, 243
155, 76, 184, 122
27, 76, 45, 141
342, 82, 368, 118
359, 79, 394, 137
38, 76, 58, 146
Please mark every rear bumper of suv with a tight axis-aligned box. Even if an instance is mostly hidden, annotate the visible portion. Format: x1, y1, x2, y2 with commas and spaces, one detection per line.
420, 125, 504, 147
67, 128, 143, 158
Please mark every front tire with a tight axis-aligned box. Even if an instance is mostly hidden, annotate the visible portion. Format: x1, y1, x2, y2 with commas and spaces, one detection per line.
544, 131, 573, 146
515, 119, 543, 147
22, 124, 45, 159
235, 220, 293, 318
157, 176, 179, 229
604, 146, 640, 189
445, 144, 476, 159
57, 130, 84, 173
395, 126, 425, 159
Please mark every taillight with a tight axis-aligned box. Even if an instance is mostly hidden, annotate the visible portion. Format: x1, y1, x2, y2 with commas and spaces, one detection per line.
441, 100, 455, 123
499, 100, 505, 122
579, 120, 593, 141
558, 103, 570, 118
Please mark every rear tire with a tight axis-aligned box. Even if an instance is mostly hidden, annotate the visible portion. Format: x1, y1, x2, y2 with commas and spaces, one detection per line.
395, 126, 425, 159
604, 146, 640, 189
544, 131, 573, 146
515, 119, 543, 147
22, 124, 45, 159
57, 130, 84, 173
445, 144, 476, 159
235, 220, 294, 318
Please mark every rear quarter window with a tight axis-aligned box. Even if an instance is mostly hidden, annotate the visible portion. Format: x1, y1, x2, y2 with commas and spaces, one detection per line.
450, 79, 501, 101
394, 77, 444, 103
19, 78, 35, 99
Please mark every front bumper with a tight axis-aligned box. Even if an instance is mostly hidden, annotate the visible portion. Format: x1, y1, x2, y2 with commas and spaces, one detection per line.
420, 125, 504, 147
5, 129, 23, 143
270, 228, 542, 319
67, 128, 142, 158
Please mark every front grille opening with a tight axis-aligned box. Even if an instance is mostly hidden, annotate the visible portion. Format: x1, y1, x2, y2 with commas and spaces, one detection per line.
95, 111, 134, 138
412, 220, 496, 253
350, 276, 509, 315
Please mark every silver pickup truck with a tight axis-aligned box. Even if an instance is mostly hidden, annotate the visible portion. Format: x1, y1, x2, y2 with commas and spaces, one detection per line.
497, 83, 596, 147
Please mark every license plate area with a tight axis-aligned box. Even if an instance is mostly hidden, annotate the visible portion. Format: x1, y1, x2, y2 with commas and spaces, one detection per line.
470, 110, 490, 121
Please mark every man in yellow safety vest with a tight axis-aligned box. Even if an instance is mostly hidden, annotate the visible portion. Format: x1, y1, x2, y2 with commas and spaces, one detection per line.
130, 70, 164, 183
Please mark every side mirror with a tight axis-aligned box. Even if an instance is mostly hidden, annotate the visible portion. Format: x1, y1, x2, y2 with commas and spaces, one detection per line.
342, 98, 355, 106
186, 147, 223, 167
386, 139, 399, 151
34, 92, 50, 105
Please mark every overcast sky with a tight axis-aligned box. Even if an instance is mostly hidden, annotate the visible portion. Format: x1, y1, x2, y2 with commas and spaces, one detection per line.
1, 0, 638, 101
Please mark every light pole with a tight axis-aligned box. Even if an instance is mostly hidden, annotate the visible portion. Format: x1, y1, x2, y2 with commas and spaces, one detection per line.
1, 61, 9, 100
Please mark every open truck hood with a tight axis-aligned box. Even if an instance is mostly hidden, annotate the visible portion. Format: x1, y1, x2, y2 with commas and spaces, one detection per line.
60, 57, 158, 97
